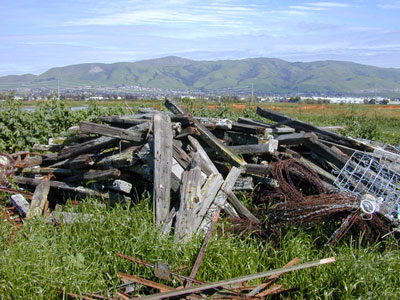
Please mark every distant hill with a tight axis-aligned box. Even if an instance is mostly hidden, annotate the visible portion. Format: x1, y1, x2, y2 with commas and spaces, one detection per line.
2, 56, 400, 96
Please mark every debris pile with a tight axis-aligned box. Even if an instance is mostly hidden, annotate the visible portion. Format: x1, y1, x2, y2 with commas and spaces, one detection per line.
1, 98, 400, 298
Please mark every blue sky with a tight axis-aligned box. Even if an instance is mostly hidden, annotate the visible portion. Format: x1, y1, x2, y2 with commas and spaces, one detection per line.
1, 0, 400, 75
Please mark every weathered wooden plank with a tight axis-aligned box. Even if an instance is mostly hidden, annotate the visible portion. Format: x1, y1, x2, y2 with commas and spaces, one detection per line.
307, 140, 348, 169
231, 122, 266, 135
58, 135, 118, 161
232, 176, 254, 191
226, 190, 260, 223
100, 115, 147, 127
94, 146, 141, 169
153, 113, 173, 226
172, 144, 191, 170
257, 106, 372, 151
110, 179, 132, 194
277, 132, 318, 146
22, 167, 73, 176
237, 117, 274, 128
188, 135, 219, 176
195, 117, 233, 130
165, 98, 246, 167
192, 173, 224, 232
224, 130, 260, 145
80, 121, 144, 142
58, 122, 150, 161
199, 167, 242, 232
229, 141, 278, 155
11, 194, 30, 217
14, 156, 42, 168
27, 181, 50, 219
64, 168, 121, 183
136, 257, 336, 300
50, 153, 95, 170
243, 163, 271, 176
174, 155, 203, 243
13, 176, 131, 202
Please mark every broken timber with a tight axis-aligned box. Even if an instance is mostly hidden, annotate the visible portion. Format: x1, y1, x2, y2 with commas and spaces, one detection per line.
165, 98, 246, 167
136, 257, 336, 300
257, 106, 372, 151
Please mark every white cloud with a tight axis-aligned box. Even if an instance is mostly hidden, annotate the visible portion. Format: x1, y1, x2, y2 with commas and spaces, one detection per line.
306, 2, 350, 8
289, 5, 326, 11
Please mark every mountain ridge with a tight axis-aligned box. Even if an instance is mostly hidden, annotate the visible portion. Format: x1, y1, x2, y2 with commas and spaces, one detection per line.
2, 56, 400, 96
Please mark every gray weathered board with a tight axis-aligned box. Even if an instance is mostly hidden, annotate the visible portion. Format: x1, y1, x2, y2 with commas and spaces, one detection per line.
153, 113, 173, 226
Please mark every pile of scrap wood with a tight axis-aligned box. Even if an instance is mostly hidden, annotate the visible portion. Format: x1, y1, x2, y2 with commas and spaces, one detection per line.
66, 252, 336, 299
1, 98, 400, 244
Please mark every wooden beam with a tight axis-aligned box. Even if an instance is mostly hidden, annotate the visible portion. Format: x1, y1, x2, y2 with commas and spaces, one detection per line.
136, 257, 336, 299
229, 142, 278, 155
276, 132, 318, 146
153, 113, 173, 226
80, 121, 144, 142
13, 176, 131, 202
257, 106, 372, 151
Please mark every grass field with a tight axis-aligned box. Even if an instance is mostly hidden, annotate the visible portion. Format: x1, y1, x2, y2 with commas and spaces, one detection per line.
1, 99, 399, 299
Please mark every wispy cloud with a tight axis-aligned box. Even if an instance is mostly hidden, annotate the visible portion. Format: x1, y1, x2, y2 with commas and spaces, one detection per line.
306, 2, 350, 8
289, 5, 326, 11
377, 2, 400, 9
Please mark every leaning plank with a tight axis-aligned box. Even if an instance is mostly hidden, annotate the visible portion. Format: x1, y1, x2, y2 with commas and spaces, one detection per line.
186, 210, 220, 288
174, 155, 203, 243
153, 113, 173, 226
136, 257, 336, 300
80, 121, 144, 142
257, 106, 372, 151
118, 273, 175, 293
192, 173, 224, 232
226, 190, 260, 223
199, 167, 242, 232
306, 140, 348, 169
58, 135, 118, 161
188, 135, 219, 175
27, 181, 50, 219
13, 176, 130, 202
165, 98, 246, 167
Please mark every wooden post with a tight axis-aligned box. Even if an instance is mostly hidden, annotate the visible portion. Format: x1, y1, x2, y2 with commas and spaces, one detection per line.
153, 113, 173, 226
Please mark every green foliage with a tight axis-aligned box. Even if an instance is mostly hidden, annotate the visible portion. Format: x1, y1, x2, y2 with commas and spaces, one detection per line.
0, 95, 129, 152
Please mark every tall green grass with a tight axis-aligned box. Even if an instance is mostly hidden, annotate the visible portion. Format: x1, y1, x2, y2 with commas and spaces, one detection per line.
1, 198, 399, 299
